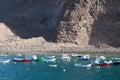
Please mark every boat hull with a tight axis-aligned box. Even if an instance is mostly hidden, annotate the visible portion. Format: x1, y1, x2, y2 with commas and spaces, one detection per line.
75, 63, 91, 68
43, 58, 56, 62
32, 58, 44, 62
13, 58, 30, 62
60, 57, 71, 61
112, 61, 120, 65
92, 63, 110, 67
0, 59, 10, 64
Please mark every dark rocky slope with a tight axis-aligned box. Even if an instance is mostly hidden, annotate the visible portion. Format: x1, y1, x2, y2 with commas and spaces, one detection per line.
0, 0, 61, 42
0, 0, 120, 48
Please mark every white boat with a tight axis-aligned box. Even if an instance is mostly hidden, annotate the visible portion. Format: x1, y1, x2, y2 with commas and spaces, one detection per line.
75, 63, 91, 68
44, 55, 55, 59
31, 55, 37, 60
0, 54, 10, 64
79, 55, 90, 60
71, 53, 79, 57
97, 56, 106, 60
104, 60, 112, 64
44, 58, 56, 62
43, 55, 56, 62
91, 60, 100, 64
0, 59, 10, 64
91, 59, 110, 67
60, 54, 71, 61
17, 54, 22, 56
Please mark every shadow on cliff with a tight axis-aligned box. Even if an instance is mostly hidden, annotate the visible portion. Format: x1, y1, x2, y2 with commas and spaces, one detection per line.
89, 1, 120, 47
0, 0, 59, 42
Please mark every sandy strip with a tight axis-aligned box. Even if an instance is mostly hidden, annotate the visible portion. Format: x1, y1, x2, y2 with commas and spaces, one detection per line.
0, 47, 120, 56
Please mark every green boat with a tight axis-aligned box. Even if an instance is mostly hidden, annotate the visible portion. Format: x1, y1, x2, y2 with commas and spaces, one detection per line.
32, 58, 44, 62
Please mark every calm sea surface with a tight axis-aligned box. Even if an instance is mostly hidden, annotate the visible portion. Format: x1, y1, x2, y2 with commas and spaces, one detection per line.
0, 54, 120, 80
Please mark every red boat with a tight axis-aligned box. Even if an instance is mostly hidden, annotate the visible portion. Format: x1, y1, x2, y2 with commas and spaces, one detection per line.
13, 58, 30, 62
92, 63, 110, 67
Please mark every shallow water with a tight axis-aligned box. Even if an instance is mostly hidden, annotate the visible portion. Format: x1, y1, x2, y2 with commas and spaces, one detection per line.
0, 54, 120, 80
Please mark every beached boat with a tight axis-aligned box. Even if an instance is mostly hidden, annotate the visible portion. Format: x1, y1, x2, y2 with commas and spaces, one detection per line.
75, 63, 91, 68
13, 58, 30, 62
60, 54, 71, 61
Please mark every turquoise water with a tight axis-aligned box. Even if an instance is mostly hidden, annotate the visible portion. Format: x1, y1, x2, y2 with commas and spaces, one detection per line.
0, 54, 120, 80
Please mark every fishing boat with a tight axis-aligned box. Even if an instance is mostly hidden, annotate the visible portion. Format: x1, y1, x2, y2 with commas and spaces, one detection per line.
91, 60, 110, 67
75, 63, 91, 68
32, 57, 44, 62
78, 55, 90, 60
71, 53, 80, 58
13, 58, 30, 62
104, 60, 112, 64
43, 55, 56, 62
43, 58, 56, 62
44, 55, 55, 59
97, 56, 106, 60
0, 54, 10, 64
60, 54, 71, 61
0, 59, 10, 64
92, 63, 110, 66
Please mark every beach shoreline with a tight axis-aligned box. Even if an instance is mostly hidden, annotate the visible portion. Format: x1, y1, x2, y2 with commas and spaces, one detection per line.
0, 37, 119, 55
0, 47, 120, 56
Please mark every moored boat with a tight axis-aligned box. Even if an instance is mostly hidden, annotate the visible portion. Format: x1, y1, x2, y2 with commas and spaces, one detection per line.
43, 58, 56, 62
32, 57, 44, 62
44, 55, 55, 59
112, 61, 120, 65
75, 63, 91, 68
0, 59, 10, 64
43, 55, 56, 62
60, 54, 71, 61
78, 55, 90, 60
92, 63, 110, 67
13, 58, 30, 62
91, 59, 110, 67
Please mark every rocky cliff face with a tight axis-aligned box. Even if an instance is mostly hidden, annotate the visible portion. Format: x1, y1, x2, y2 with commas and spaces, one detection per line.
57, 0, 120, 47
0, 0, 61, 42
0, 0, 120, 48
